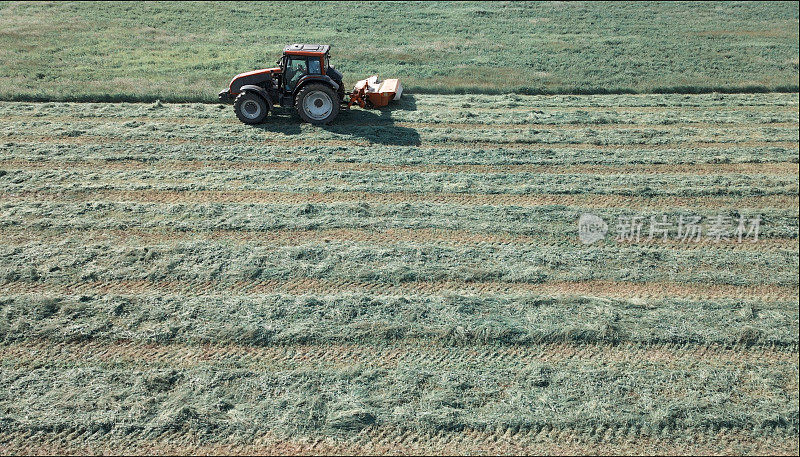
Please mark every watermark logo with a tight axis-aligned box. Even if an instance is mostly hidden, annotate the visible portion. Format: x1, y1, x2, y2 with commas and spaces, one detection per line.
577, 212, 762, 244
578, 213, 608, 244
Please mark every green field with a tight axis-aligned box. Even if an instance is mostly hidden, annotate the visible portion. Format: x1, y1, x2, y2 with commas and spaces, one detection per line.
0, 1, 798, 102
0, 93, 798, 454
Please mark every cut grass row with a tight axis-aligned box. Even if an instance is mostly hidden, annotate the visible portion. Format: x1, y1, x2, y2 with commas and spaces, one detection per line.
0, 362, 795, 444
2, 237, 798, 285
2, 168, 797, 197
4, 132, 797, 151
4, 202, 796, 239
4, 115, 800, 133
5, 138, 798, 160
1, 288, 797, 346
4, 142, 798, 167
4, 120, 797, 146
6, 114, 800, 132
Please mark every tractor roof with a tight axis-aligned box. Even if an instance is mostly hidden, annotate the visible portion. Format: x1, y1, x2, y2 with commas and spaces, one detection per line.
283, 44, 330, 56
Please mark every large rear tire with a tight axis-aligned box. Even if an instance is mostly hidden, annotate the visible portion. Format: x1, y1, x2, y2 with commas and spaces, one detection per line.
234, 92, 268, 124
295, 83, 339, 125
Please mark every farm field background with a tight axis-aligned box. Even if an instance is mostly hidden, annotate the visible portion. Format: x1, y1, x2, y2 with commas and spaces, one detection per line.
0, 92, 798, 454
1, 0, 799, 454
0, 1, 798, 102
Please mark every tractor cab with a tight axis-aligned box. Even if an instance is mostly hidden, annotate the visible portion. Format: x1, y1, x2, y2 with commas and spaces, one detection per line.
278, 44, 342, 95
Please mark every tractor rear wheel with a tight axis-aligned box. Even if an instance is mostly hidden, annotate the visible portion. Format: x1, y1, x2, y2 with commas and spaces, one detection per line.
295, 83, 339, 125
234, 92, 268, 124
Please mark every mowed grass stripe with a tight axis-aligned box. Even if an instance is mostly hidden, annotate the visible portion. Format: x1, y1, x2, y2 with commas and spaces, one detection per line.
3, 340, 796, 370
2, 159, 797, 176
1, 226, 796, 252
2, 279, 796, 300
4, 144, 797, 168
5, 113, 798, 138
410, 99, 800, 109
5, 189, 797, 209
6, 202, 794, 242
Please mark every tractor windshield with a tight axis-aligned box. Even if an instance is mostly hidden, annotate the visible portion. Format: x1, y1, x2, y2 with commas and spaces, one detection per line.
308, 58, 321, 75
286, 57, 307, 91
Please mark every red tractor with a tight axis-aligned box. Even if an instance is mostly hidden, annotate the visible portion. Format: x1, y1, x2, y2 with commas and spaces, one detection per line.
218, 44, 402, 125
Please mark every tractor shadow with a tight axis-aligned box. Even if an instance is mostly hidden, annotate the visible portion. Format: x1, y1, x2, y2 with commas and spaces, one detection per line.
253, 94, 420, 146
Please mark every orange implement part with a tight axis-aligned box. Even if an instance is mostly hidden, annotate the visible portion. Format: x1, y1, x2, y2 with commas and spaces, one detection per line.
348, 76, 402, 108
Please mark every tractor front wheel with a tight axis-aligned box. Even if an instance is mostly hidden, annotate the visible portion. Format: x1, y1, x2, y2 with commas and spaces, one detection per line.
234, 92, 268, 124
295, 83, 339, 125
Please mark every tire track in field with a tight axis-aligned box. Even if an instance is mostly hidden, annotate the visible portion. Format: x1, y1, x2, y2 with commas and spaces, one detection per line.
4, 189, 797, 209
420, 103, 800, 113
1, 226, 796, 252
3, 134, 797, 151
2, 340, 795, 371
11, 178, 797, 203
2, 279, 796, 300
401, 121, 800, 131
347, 426, 798, 456
0, 424, 795, 456
2, 159, 797, 176
2, 112, 797, 130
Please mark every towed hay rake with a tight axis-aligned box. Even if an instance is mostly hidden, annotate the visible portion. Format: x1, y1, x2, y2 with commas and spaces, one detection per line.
218, 44, 402, 125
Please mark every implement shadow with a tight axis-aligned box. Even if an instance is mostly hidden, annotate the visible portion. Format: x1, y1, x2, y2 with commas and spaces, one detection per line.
252, 94, 420, 146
